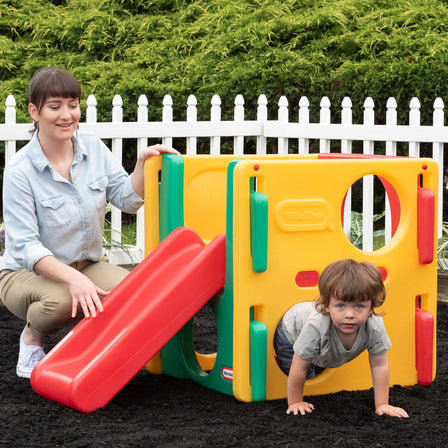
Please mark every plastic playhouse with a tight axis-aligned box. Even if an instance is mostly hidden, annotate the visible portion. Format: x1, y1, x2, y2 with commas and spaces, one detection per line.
31, 153, 438, 412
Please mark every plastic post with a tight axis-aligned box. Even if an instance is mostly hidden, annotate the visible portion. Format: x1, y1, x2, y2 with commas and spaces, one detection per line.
417, 188, 435, 264
415, 297, 434, 386
249, 319, 267, 401
250, 191, 268, 273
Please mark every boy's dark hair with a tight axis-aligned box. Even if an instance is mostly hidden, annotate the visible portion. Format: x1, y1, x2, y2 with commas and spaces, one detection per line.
28, 67, 82, 113
314, 259, 386, 316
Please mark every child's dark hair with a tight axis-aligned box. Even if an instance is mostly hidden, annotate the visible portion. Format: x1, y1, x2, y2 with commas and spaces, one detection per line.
314, 259, 386, 316
28, 67, 81, 132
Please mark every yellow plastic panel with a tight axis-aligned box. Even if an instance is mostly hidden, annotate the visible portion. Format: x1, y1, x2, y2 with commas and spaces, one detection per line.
144, 154, 317, 252
231, 158, 437, 402
182, 157, 230, 244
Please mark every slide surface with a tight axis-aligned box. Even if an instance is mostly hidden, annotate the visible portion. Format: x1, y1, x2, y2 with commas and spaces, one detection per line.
31, 227, 226, 412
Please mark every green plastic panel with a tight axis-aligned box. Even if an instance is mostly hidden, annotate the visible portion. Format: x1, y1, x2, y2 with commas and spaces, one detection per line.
249, 318, 267, 402
250, 191, 268, 273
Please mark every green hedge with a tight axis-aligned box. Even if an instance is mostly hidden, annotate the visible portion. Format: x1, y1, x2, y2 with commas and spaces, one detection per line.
1, 0, 448, 125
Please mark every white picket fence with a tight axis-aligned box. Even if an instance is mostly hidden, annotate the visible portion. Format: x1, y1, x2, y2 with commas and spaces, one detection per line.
1, 93, 446, 265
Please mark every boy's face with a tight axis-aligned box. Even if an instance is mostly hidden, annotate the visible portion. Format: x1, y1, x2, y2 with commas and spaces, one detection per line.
325, 296, 372, 336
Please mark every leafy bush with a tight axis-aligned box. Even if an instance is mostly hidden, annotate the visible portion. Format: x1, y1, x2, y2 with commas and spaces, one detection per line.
1, 0, 448, 126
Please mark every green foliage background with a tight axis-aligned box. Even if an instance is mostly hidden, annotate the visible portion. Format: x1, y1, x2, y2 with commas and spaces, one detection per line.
1, 0, 448, 126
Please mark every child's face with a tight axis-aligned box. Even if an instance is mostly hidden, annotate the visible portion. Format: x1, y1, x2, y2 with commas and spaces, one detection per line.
325, 296, 372, 336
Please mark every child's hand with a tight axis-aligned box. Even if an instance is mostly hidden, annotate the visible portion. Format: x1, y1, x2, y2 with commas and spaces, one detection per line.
286, 401, 315, 415
375, 404, 409, 418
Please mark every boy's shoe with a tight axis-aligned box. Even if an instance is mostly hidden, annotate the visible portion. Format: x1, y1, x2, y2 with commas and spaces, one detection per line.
16, 327, 45, 379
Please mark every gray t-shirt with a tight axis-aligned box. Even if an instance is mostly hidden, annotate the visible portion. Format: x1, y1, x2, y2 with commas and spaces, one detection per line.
281, 301, 391, 368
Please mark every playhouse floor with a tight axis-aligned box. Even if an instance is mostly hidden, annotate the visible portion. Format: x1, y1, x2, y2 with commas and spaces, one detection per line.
0, 288, 447, 447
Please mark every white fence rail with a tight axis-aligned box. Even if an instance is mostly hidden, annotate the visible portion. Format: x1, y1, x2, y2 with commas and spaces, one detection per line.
1, 93, 446, 265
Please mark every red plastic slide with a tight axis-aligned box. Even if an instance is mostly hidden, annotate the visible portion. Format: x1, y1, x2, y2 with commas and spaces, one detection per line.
31, 227, 226, 412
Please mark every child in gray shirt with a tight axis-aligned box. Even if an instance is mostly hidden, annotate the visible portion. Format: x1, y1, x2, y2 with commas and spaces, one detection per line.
274, 259, 408, 418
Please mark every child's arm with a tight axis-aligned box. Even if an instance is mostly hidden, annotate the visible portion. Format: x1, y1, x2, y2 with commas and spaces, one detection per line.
286, 353, 315, 415
369, 353, 409, 418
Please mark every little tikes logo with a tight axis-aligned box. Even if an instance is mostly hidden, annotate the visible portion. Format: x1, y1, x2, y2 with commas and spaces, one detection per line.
222, 367, 233, 381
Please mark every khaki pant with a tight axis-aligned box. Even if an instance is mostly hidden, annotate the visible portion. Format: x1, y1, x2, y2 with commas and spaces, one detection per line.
0, 260, 129, 335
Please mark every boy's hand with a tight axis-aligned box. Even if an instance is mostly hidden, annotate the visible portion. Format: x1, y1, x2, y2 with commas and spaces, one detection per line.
286, 401, 315, 415
375, 404, 409, 418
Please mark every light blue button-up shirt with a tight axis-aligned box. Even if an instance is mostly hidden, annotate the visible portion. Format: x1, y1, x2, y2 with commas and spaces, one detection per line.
2, 131, 144, 271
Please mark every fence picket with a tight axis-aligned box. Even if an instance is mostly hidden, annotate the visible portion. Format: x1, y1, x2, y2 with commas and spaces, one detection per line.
86, 94, 97, 123
111, 95, 123, 245
278, 96, 289, 155
362, 98, 375, 251
385, 97, 398, 243
256, 95, 268, 155
298, 96, 310, 155
433, 97, 445, 238
210, 95, 221, 155
234, 94, 245, 155
186, 95, 197, 155
319, 96, 331, 153
162, 95, 173, 149
409, 97, 421, 158
135, 95, 148, 263
5, 95, 17, 163
341, 97, 353, 239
